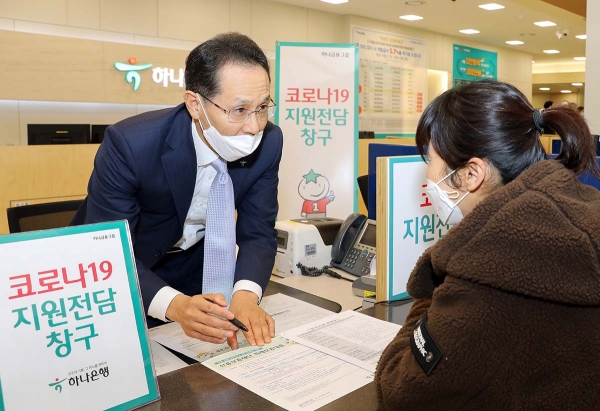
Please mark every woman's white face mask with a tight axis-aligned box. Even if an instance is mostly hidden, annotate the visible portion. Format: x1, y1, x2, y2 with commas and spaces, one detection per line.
196, 93, 263, 162
424, 169, 469, 225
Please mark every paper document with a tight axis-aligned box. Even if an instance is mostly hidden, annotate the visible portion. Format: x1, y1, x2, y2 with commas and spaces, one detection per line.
149, 340, 189, 376
202, 336, 373, 411
149, 293, 332, 362
281, 310, 401, 373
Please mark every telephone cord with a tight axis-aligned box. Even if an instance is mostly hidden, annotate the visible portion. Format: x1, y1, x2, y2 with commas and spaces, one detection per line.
296, 263, 354, 282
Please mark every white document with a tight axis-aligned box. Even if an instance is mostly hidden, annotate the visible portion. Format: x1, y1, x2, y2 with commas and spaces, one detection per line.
202, 336, 373, 411
149, 340, 188, 376
280, 310, 401, 373
149, 293, 332, 362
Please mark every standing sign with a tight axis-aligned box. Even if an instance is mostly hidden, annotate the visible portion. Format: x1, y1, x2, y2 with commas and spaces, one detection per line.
0, 221, 159, 411
275, 42, 359, 221
352, 27, 428, 135
376, 157, 451, 300
453, 44, 498, 87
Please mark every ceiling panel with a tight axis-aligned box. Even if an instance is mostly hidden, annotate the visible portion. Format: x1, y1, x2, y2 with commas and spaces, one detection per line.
267, 0, 587, 65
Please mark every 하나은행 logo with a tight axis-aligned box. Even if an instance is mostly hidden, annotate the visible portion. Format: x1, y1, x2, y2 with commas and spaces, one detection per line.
49, 377, 67, 393
114, 57, 153, 91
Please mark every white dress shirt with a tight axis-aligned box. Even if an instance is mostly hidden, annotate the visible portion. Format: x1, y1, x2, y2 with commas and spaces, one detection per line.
148, 120, 263, 321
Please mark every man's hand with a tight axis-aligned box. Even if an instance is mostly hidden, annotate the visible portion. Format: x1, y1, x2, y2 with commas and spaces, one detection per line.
227, 291, 275, 350
165, 293, 239, 344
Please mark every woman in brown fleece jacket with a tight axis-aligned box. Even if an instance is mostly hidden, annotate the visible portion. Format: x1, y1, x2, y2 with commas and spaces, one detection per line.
375, 80, 600, 411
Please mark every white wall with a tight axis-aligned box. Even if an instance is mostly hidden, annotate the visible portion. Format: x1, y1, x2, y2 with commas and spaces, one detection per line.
0, 0, 533, 145
532, 94, 551, 109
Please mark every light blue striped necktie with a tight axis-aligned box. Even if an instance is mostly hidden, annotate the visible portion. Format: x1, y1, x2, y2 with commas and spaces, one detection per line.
202, 157, 236, 304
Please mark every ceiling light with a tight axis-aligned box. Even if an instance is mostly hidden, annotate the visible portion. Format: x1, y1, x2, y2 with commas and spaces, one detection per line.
534, 21, 557, 27
479, 3, 504, 10
532, 60, 535, 63
572, 83, 583, 86
543, 50, 560, 54
459, 29, 480, 34
574, 57, 586, 61
506, 40, 524, 45
576, 34, 587, 40
539, 88, 550, 91
561, 90, 572, 94
405, 0, 426, 5
399, 14, 424, 20
320, 0, 348, 4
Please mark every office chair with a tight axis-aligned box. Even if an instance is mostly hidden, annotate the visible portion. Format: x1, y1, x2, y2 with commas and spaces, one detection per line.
6, 199, 83, 234
357, 175, 369, 213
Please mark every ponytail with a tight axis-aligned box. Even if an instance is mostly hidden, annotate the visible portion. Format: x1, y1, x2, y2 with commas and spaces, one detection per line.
542, 106, 600, 179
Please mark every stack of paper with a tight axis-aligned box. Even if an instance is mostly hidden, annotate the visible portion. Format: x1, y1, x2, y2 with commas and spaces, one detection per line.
150, 294, 401, 411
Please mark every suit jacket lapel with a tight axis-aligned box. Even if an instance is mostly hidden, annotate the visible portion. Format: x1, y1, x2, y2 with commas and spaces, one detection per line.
161, 105, 196, 228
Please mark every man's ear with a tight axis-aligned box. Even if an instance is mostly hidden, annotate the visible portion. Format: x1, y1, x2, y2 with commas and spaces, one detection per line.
183, 91, 201, 120
461, 157, 486, 193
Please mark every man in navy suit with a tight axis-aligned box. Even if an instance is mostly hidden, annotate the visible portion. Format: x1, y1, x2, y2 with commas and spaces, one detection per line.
72, 33, 282, 349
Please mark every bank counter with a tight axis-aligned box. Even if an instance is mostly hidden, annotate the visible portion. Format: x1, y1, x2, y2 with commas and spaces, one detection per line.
137, 281, 412, 411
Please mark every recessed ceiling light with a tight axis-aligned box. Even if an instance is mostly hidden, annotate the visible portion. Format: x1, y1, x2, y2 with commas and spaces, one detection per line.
576, 34, 587, 40
561, 90, 572, 94
572, 83, 583, 86
532, 60, 535, 63
399, 14, 424, 20
506, 40, 524, 45
534, 21, 557, 27
574, 57, 586, 61
320, 0, 348, 4
405, 0, 426, 5
459, 29, 480, 34
539, 88, 550, 91
543, 50, 560, 54
479, 3, 504, 10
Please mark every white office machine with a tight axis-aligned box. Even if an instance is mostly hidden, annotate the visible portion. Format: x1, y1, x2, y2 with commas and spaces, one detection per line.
272, 218, 342, 278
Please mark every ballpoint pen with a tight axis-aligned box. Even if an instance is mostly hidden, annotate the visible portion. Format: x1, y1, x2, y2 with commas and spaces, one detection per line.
204, 297, 250, 332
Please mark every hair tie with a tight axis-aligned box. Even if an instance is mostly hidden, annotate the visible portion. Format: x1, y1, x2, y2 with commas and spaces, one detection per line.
532, 109, 545, 133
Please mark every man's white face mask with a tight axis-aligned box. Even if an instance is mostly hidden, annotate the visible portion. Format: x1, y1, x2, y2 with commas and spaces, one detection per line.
196, 93, 263, 162
424, 169, 469, 225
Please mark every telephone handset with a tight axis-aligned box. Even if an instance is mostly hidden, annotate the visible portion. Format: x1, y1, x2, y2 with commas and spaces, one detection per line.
331, 213, 376, 276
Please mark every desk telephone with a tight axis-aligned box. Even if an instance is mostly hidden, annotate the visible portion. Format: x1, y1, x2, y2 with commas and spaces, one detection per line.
331, 213, 376, 276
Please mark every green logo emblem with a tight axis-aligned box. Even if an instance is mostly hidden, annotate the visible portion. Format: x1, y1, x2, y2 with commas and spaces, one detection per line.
49, 377, 67, 393
114, 57, 152, 91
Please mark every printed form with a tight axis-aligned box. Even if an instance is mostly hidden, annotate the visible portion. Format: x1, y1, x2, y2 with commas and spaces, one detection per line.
149, 293, 333, 362
202, 336, 374, 411
150, 295, 402, 410
149, 340, 188, 376
281, 310, 402, 373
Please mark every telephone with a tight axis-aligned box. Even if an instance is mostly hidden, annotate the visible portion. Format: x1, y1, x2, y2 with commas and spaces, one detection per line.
330, 213, 376, 276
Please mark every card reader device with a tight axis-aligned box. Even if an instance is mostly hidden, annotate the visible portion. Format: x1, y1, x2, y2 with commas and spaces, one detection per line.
272, 218, 342, 278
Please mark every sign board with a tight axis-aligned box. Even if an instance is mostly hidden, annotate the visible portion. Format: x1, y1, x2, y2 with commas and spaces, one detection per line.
453, 44, 498, 87
352, 27, 428, 134
275, 42, 359, 220
0, 221, 159, 411
376, 156, 451, 301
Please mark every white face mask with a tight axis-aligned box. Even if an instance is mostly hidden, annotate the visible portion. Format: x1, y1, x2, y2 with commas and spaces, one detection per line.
424, 169, 469, 225
196, 93, 263, 162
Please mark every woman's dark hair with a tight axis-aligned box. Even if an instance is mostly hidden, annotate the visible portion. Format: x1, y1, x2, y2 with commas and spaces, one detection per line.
185, 32, 270, 98
415, 80, 600, 185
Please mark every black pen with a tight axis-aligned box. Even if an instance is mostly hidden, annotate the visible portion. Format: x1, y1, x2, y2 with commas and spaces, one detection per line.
204, 297, 250, 332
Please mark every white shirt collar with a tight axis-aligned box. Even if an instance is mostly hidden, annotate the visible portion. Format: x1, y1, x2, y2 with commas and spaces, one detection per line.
191, 119, 218, 167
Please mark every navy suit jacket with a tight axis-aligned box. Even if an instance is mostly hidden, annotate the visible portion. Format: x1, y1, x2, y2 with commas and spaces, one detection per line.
72, 103, 283, 315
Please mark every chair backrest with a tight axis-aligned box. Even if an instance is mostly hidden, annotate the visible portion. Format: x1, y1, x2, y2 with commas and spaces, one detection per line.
6, 200, 83, 234
357, 175, 369, 212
